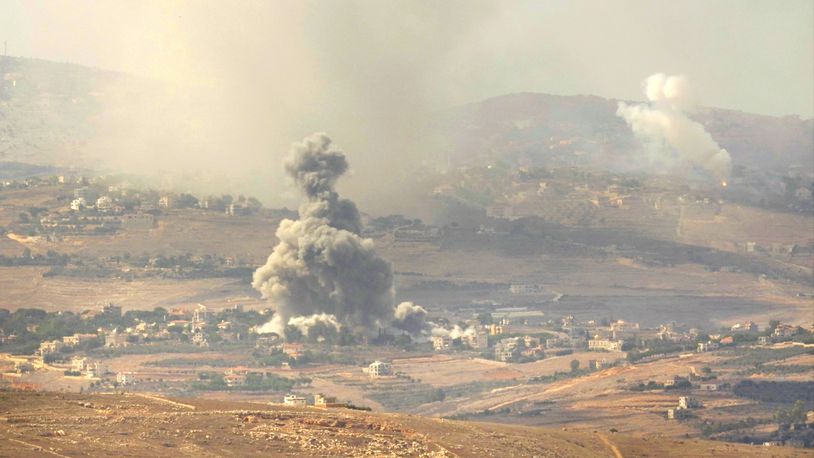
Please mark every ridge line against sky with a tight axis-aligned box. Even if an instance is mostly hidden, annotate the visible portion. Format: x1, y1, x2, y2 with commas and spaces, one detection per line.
1, 0, 812, 119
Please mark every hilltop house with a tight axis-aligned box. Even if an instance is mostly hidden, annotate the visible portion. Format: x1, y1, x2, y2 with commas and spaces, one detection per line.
364, 360, 392, 378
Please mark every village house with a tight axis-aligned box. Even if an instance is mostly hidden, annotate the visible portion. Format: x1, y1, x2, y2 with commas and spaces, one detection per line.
116, 372, 138, 386
71, 356, 88, 373
588, 338, 624, 351
283, 394, 307, 407
494, 337, 520, 362
95, 196, 114, 212
158, 195, 173, 209
610, 320, 640, 332
492, 308, 547, 326
678, 396, 702, 409
282, 343, 304, 359
314, 394, 348, 409
432, 335, 452, 351
509, 284, 545, 295
364, 360, 392, 378
191, 331, 209, 347
105, 330, 128, 348
224, 373, 247, 387
773, 324, 798, 338
85, 361, 107, 378
38, 340, 63, 356
464, 329, 489, 350
70, 197, 87, 211
730, 321, 758, 333
668, 396, 702, 420
667, 408, 689, 420
696, 341, 720, 352
62, 333, 98, 347
255, 335, 280, 350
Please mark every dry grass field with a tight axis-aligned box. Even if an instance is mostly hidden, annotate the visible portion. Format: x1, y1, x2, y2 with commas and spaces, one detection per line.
0, 391, 809, 457
0, 266, 264, 312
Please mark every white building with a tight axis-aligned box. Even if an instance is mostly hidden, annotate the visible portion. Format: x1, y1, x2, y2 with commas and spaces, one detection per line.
105, 330, 128, 348
116, 372, 138, 385
38, 340, 64, 356
678, 396, 702, 409
509, 284, 545, 295
432, 335, 452, 351
70, 197, 87, 211
588, 339, 624, 351
465, 329, 489, 350
283, 394, 307, 407
95, 196, 114, 211
365, 360, 392, 378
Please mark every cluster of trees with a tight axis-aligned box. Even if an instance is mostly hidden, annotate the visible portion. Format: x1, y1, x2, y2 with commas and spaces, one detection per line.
774, 401, 809, 428
0, 249, 71, 267
700, 417, 769, 438
733, 380, 814, 403
628, 379, 693, 392
192, 371, 311, 392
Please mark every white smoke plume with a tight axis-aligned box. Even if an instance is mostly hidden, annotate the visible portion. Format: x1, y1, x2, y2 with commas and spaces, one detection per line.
253, 133, 398, 337
431, 324, 477, 340
392, 302, 429, 335
616, 73, 732, 182
287, 313, 342, 337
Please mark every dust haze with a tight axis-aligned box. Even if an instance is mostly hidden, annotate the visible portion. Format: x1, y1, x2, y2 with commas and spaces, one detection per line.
2, 0, 811, 210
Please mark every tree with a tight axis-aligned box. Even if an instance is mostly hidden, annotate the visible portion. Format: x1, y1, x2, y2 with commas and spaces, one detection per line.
768, 320, 780, 332
176, 193, 199, 208
284, 325, 303, 343
570, 359, 580, 373
477, 312, 493, 325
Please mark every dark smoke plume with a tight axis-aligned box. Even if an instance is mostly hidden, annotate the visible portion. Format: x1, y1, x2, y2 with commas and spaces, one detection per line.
253, 133, 396, 335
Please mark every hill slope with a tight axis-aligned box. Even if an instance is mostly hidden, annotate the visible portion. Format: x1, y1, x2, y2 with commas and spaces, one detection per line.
0, 392, 808, 457
433, 92, 813, 173
1, 56, 811, 177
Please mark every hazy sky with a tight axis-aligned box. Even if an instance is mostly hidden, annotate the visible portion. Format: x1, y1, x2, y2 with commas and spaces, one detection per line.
3, 0, 812, 117
1, 0, 812, 208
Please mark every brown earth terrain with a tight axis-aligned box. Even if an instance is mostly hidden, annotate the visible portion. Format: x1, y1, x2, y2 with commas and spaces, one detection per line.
0, 391, 809, 457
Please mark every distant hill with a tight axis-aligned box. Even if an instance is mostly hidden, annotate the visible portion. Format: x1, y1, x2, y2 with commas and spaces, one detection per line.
433, 92, 813, 174
1, 56, 812, 177
0, 56, 119, 165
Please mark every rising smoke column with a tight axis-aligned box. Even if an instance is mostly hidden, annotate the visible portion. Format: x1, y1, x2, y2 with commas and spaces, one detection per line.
616, 73, 732, 182
252, 133, 396, 336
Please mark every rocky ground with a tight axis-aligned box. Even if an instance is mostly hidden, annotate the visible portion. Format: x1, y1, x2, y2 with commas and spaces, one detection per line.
0, 392, 810, 457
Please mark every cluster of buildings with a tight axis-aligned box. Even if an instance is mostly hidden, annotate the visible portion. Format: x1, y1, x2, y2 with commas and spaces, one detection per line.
494, 335, 545, 362
431, 328, 489, 352
38, 332, 99, 356
69, 356, 107, 378
282, 393, 349, 409
99, 304, 249, 350
0, 329, 16, 344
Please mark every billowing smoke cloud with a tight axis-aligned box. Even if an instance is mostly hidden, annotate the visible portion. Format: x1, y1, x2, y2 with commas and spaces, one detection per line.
432, 324, 477, 340
392, 302, 429, 335
252, 133, 396, 336
287, 313, 342, 337
616, 73, 732, 182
